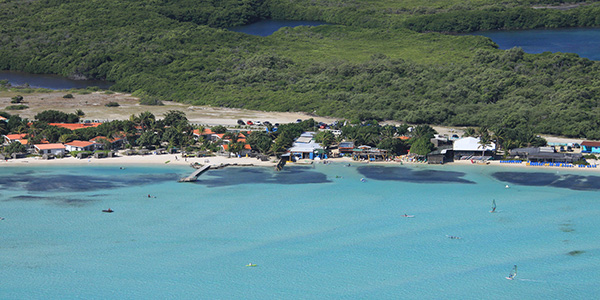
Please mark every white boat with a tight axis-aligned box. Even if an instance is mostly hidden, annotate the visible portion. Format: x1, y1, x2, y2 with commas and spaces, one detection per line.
506, 265, 517, 280
401, 214, 414, 218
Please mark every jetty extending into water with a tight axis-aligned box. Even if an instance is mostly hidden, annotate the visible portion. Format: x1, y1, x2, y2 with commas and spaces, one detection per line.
179, 163, 255, 182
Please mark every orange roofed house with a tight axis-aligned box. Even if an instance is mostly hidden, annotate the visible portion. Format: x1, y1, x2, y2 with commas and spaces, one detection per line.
48, 122, 102, 130
2, 133, 27, 145
34, 143, 66, 156
65, 140, 100, 152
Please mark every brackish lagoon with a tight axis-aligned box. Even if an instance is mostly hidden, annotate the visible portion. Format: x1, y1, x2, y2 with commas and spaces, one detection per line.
228, 20, 329, 36
0, 70, 112, 90
470, 27, 600, 60
1, 163, 598, 299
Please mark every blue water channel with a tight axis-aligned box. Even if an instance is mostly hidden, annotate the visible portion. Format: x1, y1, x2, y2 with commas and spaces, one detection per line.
469, 27, 600, 60
228, 19, 329, 36
0, 70, 112, 90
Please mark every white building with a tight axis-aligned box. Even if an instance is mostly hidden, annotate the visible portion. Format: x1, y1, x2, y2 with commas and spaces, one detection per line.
34, 143, 66, 156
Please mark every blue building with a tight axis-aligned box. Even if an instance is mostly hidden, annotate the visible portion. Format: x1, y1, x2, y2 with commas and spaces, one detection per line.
581, 141, 600, 153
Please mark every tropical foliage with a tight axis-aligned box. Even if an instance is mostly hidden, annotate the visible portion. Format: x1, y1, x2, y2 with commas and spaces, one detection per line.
1, 0, 600, 138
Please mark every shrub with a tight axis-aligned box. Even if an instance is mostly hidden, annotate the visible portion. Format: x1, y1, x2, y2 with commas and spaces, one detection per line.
5, 105, 28, 110
105, 101, 120, 107
10, 95, 23, 103
583, 154, 597, 160
63, 93, 74, 98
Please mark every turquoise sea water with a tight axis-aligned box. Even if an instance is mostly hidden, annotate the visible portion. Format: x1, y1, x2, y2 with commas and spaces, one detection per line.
1, 164, 599, 299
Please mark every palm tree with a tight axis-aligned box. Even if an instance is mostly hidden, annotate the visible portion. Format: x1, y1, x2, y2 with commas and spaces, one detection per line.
463, 127, 476, 137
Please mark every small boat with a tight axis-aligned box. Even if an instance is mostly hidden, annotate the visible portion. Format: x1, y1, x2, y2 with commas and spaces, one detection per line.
102, 208, 114, 213
446, 235, 462, 240
246, 263, 257, 267
490, 199, 497, 213
506, 265, 517, 280
401, 214, 415, 218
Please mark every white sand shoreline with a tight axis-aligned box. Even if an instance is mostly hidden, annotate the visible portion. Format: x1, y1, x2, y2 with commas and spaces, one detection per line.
3, 154, 600, 174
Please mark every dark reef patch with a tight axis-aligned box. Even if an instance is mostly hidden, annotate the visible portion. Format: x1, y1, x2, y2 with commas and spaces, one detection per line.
357, 166, 475, 184
196, 166, 330, 187
0, 173, 178, 192
567, 250, 585, 256
6, 195, 94, 206
493, 172, 600, 191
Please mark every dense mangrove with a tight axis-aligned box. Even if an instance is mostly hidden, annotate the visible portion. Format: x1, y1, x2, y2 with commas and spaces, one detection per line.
2, 0, 600, 138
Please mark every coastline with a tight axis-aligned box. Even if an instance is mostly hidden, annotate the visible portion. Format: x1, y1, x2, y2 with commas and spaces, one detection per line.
4, 153, 600, 173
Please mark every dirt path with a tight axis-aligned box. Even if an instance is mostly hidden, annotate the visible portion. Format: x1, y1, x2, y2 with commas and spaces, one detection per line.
0, 91, 336, 126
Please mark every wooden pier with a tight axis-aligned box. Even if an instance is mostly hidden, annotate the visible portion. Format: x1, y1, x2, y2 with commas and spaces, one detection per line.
179, 163, 255, 182
179, 165, 211, 182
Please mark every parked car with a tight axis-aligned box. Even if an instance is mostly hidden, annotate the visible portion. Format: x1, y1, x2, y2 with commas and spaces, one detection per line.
274, 123, 280, 127
237, 119, 245, 125
255, 121, 262, 126
246, 121, 254, 125
263, 121, 272, 126
296, 119, 302, 123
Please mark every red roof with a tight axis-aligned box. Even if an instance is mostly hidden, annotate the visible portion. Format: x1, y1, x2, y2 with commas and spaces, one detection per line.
90, 136, 123, 143
0, 116, 7, 121
66, 140, 95, 147
582, 141, 600, 147
222, 144, 252, 150
35, 143, 65, 150
5, 133, 27, 140
49, 123, 102, 130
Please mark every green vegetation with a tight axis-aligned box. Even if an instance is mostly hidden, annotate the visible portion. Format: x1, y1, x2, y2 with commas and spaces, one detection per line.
105, 101, 120, 107
10, 95, 23, 103
1, 0, 600, 138
5, 105, 28, 110
35, 110, 80, 123
63, 94, 74, 99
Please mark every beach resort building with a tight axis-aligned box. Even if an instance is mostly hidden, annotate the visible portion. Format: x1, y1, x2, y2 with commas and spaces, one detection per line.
286, 132, 325, 160
65, 140, 99, 152
352, 145, 387, 161
34, 143, 66, 156
89, 136, 126, 150
452, 137, 496, 160
581, 141, 600, 153
338, 141, 354, 155
2, 133, 27, 145
509, 147, 583, 163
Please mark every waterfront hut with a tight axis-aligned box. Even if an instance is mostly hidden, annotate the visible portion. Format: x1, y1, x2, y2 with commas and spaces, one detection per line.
581, 141, 600, 153
427, 146, 453, 164
34, 143, 66, 156
338, 141, 355, 155
352, 145, 388, 161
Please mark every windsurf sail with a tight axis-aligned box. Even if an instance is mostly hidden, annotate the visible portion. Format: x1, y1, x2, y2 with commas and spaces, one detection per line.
506, 265, 517, 280
491, 199, 497, 213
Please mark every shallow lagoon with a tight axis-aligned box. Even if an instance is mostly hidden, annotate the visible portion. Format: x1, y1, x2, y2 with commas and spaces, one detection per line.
0, 164, 598, 299
469, 28, 600, 61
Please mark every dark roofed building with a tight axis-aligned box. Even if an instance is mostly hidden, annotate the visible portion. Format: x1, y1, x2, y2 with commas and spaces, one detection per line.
510, 147, 582, 163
